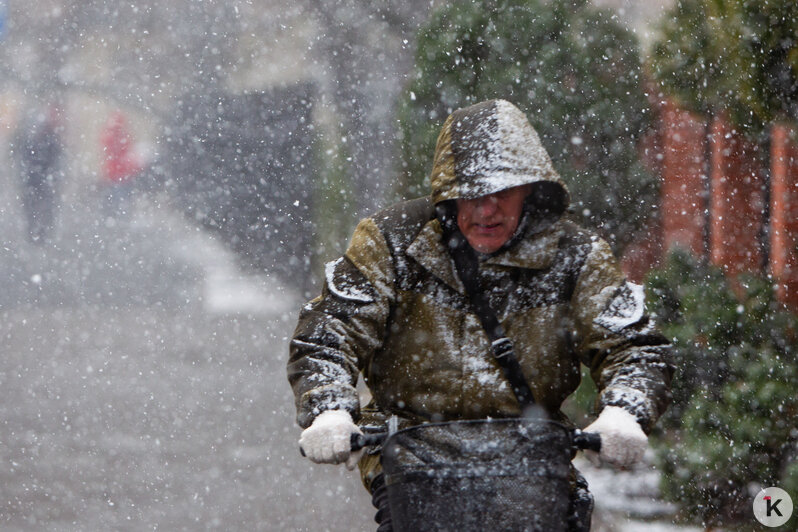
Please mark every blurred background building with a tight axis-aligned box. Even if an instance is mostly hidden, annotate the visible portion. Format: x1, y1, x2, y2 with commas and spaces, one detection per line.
0, 0, 679, 294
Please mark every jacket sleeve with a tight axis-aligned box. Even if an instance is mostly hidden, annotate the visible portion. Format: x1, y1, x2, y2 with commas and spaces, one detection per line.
287, 217, 395, 429
571, 237, 674, 433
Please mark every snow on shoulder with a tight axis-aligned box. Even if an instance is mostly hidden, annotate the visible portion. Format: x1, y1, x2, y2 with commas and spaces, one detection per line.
594, 281, 646, 333
325, 258, 375, 303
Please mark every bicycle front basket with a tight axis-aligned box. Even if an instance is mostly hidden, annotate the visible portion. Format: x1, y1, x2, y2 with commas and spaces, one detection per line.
380, 418, 573, 532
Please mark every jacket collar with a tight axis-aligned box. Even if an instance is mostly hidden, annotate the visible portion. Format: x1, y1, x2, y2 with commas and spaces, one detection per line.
406, 219, 464, 293
407, 218, 562, 294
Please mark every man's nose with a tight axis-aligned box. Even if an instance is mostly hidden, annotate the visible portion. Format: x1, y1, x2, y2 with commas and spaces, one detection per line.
475, 196, 499, 216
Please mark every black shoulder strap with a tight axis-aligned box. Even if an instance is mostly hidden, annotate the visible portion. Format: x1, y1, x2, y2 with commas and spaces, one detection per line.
447, 230, 537, 411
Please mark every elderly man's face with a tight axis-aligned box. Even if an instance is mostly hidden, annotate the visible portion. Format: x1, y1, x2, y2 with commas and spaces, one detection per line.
456, 184, 530, 254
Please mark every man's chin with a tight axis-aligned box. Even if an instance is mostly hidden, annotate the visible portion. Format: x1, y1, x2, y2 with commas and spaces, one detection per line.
467, 237, 504, 254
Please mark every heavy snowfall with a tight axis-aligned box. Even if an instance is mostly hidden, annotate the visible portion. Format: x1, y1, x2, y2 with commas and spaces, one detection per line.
1, 0, 796, 531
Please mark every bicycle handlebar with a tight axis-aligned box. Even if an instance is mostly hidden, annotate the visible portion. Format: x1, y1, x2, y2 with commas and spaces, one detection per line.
572, 430, 601, 452
301, 429, 600, 456
351, 429, 601, 452
351, 432, 388, 451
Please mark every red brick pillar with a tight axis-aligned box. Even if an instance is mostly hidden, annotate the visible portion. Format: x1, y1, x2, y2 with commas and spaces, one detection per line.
660, 100, 707, 257
709, 113, 765, 276
770, 123, 798, 310
621, 220, 662, 283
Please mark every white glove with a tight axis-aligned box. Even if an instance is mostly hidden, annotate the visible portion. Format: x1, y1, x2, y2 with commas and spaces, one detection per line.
299, 410, 364, 470
583, 406, 648, 469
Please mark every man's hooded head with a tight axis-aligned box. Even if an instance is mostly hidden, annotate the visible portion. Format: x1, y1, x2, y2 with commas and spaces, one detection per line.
429, 99, 569, 211
430, 99, 569, 253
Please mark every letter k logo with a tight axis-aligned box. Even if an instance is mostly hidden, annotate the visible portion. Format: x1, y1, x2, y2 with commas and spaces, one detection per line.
755, 488, 792, 527
764, 496, 783, 517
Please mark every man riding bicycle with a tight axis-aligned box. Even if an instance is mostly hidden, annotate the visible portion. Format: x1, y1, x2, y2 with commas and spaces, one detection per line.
288, 99, 674, 531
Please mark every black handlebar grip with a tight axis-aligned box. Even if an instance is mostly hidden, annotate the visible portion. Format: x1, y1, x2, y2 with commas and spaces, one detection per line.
573, 430, 601, 452
351, 432, 388, 451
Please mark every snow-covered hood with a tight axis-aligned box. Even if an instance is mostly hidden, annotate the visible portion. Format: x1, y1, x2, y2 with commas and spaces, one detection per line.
429, 99, 569, 211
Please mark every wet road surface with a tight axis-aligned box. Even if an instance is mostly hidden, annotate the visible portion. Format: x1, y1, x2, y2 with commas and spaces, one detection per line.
0, 185, 374, 531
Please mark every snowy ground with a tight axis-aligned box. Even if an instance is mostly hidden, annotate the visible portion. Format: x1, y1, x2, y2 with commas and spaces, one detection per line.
577, 454, 704, 532
0, 181, 375, 531
0, 176, 697, 531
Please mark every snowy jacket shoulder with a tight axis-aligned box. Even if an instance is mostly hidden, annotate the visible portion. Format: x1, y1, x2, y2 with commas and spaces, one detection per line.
288, 198, 673, 433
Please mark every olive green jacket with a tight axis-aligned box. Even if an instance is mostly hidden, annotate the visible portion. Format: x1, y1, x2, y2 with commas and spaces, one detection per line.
287, 99, 673, 487
289, 198, 672, 430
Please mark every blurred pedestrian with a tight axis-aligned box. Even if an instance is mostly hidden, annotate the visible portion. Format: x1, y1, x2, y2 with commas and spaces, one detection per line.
100, 111, 142, 218
13, 105, 64, 244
